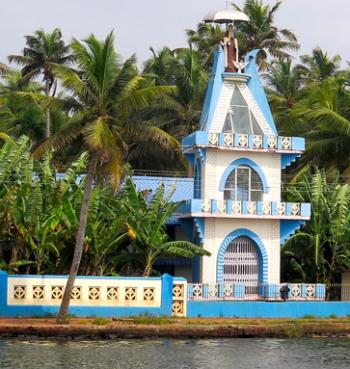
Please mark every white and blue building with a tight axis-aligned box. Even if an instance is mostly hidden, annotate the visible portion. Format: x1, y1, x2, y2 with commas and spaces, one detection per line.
135, 10, 311, 292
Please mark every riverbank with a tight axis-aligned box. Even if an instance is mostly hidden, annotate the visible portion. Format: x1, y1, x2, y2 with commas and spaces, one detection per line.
1, 317, 350, 339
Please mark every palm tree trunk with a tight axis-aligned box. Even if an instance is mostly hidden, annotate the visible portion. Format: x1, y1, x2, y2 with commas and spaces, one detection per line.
57, 156, 97, 322
45, 79, 51, 139
143, 264, 152, 277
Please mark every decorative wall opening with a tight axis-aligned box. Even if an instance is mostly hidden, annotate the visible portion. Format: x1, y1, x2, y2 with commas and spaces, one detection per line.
223, 236, 259, 294
222, 87, 263, 135
224, 166, 263, 201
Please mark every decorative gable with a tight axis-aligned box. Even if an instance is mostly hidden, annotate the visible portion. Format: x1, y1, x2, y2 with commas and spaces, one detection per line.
210, 80, 275, 135
222, 86, 263, 135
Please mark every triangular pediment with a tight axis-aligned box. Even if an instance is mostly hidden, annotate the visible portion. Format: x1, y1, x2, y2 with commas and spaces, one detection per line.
222, 86, 263, 135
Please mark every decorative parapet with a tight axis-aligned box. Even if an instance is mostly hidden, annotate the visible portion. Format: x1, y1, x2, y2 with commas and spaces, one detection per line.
187, 283, 326, 301
179, 199, 311, 220
182, 131, 305, 153
7, 275, 163, 307
172, 277, 187, 317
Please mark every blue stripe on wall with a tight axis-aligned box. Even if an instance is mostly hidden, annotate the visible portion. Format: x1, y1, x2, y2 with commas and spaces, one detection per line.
188, 301, 350, 318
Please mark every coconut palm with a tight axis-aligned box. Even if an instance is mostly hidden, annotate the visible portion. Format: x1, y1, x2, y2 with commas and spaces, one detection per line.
232, 0, 299, 69
120, 178, 210, 276
8, 28, 73, 138
0, 70, 48, 142
35, 31, 174, 321
292, 77, 350, 174
264, 58, 306, 135
143, 47, 176, 86
300, 47, 341, 83
186, 24, 225, 69
153, 46, 207, 138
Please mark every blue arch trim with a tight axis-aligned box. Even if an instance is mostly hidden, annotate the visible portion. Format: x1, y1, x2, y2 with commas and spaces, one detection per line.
216, 229, 268, 283
219, 158, 269, 193
245, 49, 278, 135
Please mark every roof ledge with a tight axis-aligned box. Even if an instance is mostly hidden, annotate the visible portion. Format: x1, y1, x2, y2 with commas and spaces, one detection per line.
222, 73, 251, 82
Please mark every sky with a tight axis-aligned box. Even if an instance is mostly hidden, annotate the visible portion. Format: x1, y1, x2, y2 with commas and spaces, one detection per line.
1, 0, 350, 67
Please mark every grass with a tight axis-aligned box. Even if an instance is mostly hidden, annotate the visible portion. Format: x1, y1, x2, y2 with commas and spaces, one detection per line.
91, 318, 111, 326
131, 316, 175, 325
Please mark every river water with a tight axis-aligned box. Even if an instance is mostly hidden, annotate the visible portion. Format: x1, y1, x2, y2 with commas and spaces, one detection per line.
0, 338, 350, 369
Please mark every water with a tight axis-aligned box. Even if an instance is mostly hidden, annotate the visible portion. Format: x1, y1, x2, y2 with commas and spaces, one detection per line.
0, 338, 350, 369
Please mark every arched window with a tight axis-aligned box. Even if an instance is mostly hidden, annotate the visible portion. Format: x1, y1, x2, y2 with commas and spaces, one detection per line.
224, 166, 263, 201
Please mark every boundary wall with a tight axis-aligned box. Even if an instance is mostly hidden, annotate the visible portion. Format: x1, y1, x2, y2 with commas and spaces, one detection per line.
187, 301, 350, 318
1, 270, 350, 318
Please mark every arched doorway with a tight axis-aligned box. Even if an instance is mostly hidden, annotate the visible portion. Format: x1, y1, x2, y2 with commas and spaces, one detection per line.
223, 236, 259, 294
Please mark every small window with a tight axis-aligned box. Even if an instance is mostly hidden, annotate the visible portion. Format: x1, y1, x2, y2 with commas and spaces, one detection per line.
224, 166, 263, 201
223, 87, 263, 135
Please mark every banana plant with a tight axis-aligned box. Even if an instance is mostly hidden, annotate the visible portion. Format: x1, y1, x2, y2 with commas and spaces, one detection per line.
119, 178, 210, 276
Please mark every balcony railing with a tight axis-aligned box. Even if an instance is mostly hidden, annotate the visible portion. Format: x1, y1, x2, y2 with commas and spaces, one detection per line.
179, 199, 311, 219
182, 131, 305, 152
187, 283, 326, 301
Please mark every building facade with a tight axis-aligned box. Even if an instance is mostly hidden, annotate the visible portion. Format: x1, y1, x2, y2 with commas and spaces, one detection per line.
178, 45, 310, 290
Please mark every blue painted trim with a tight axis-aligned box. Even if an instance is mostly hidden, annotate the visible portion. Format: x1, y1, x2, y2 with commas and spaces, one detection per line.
200, 47, 225, 131
193, 217, 205, 245
292, 137, 305, 150
187, 301, 350, 318
219, 158, 269, 193
179, 218, 194, 242
194, 159, 201, 199
301, 203, 311, 217
184, 153, 195, 168
0, 270, 8, 312
281, 154, 301, 169
245, 50, 278, 135
160, 273, 173, 315
197, 148, 206, 164
280, 220, 306, 245
216, 229, 268, 284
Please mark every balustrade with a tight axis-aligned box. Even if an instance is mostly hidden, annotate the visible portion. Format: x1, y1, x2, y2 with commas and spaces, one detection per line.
187, 283, 326, 301
8, 276, 162, 307
181, 199, 309, 218
182, 131, 305, 152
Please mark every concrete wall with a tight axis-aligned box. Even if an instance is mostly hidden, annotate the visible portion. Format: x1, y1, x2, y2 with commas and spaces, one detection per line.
188, 301, 350, 318
0, 271, 175, 318
201, 218, 280, 284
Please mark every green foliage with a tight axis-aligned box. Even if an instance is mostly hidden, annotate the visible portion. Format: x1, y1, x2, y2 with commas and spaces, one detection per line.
119, 178, 210, 276
282, 169, 350, 283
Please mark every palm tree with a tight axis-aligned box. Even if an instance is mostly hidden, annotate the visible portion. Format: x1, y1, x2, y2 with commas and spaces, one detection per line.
299, 47, 341, 82
0, 70, 48, 142
232, 0, 299, 69
152, 46, 208, 138
186, 24, 225, 70
120, 178, 210, 276
292, 77, 350, 173
264, 58, 306, 135
35, 31, 174, 321
8, 28, 73, 138
143, 47, 176, 85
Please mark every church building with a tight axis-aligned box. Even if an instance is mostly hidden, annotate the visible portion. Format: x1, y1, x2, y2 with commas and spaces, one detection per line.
135, 9, 310, 292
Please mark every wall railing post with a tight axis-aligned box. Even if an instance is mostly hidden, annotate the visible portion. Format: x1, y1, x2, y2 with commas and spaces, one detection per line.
0, 270, 8, 316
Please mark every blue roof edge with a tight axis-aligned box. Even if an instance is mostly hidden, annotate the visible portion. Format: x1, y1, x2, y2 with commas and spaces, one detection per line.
245, 49, 278, 135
